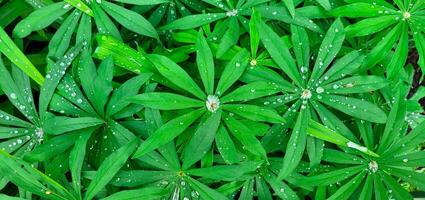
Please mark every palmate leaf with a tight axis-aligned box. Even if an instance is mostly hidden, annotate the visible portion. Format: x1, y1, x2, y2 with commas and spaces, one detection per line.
63, 0, 93, 16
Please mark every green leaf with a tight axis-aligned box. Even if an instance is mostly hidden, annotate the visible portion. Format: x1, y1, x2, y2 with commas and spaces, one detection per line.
94, 35, 155, 73
39, 44, 83, 118
92, 57, 114, 117
23, 132, 80, 162
215, 125, 240, 164
48, 9, 81, 59
380, 172, 413, 200
307, 120, 379, 157
252, 10, 302, 87
0, 27, 44, 85
222, 104, 284, 123
320, 50, 364, 85
345, 16, 397, 38
308, 18, 345, 86
323, 76, 388, 94
107, 73, 152, 116
216, 49, 250, 95
249, 10, 260, 58
216, 18, 240, 58
183, 176, 228, 200
132, 109, 205, 158
221, 81, 280, 103
63, 0, 93, 16
44, 116, 103, 135
101, 187, 168, 200
329, 3, 396, 17
148, 54, 206, 99
291, 24, 309, 72
131, 92, 204, 110
223, 114, 267, 160
387, 25, 409, 80
112, 0, 168, 5
182, 111, 222, 169
315, 0, 332, 10
327, 171, 366, 200
69, 128, 94, 197
92, 1, 122, 41
278, 108, 309, 179
263, 172, 299, 200
13, 2, 70, 38
317, 94, 387, 123
302, 165, 364, 186
160, 13, 227, 30
0, 151, 62, 200
362, 23, 403, 70
100, 1, 159, 39
84, 139, 139, 200
283, 0, 295, 17
196, 29, 215, 95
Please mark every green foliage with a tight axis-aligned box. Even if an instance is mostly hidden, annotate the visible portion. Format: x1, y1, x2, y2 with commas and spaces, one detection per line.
0, 0, 425, 199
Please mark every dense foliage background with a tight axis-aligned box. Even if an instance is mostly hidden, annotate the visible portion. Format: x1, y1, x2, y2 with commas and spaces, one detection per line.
1, 0, 425, 199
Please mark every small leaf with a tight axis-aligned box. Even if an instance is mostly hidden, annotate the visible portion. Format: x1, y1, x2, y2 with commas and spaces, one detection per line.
222, 104, 284, 123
